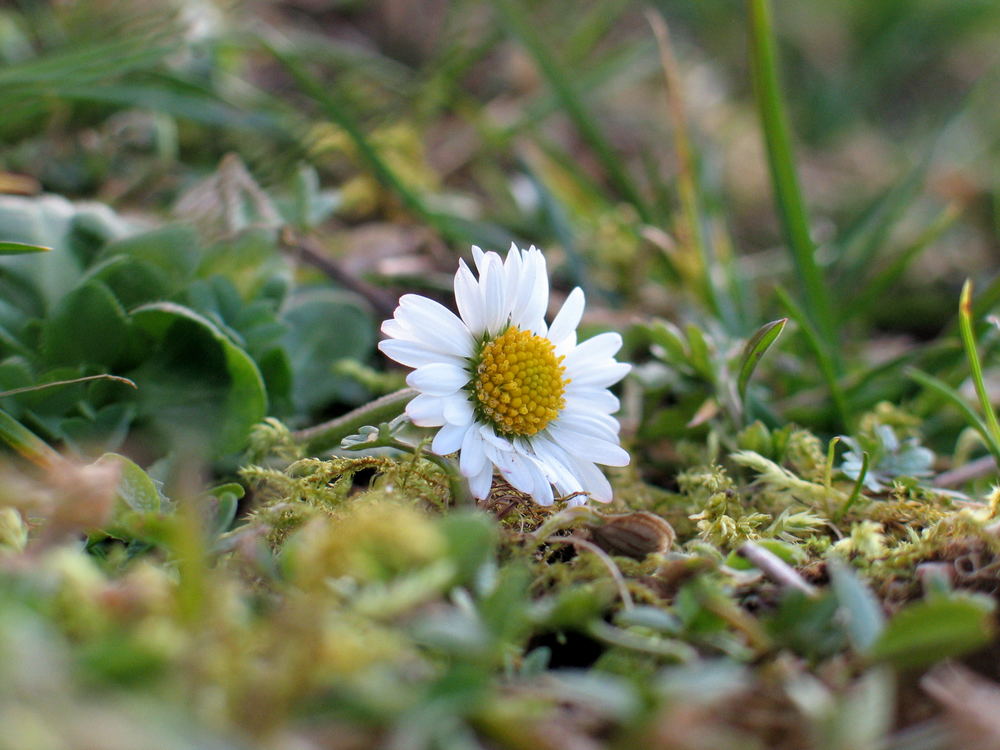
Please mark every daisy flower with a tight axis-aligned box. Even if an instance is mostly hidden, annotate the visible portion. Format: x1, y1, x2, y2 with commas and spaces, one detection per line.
378, 244, 630, 506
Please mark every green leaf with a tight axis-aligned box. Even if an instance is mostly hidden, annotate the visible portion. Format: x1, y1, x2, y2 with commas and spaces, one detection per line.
129, 302, 268, 456
0, 194, 132, 310
281, 288, 375, 412
870, 595, 995, 669
615, 605, 682, 634
684, 323, 713, 381
737, 317, 787, 402
81, 255, 171, 310
197, 229, 290, 301
60, 402, 136, 455
95, 224, 199, 291
97, 452, 163, 514
829, 559, 885, 653
40, 280, 130, 368
0, 241, 50, 254
648, 319, 688, 364
205, 483, 243, 539
438, 511, 497, 586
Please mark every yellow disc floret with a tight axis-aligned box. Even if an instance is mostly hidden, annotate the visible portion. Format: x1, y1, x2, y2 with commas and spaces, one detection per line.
473, 326, 568, 437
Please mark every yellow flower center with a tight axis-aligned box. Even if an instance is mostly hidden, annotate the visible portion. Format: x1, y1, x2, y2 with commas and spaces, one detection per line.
473, 326, 568, 437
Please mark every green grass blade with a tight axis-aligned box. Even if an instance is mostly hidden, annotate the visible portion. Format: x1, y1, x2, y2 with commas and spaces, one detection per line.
959, 280, 1000, 451
748, 0, 837, 352
775, 286, 849, 428
0, 408, 64, 469
834, 154, 931, 290
648, 10, 734, 329
846, 205, 957, 321
0, 241, 51, 255
835, 452, 870, 523
265, 41, 478, 247
498, 39, 655, 145
493, 0, 653, 222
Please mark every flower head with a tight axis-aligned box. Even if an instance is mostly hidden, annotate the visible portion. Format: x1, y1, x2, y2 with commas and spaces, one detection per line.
378, 244, 630, 506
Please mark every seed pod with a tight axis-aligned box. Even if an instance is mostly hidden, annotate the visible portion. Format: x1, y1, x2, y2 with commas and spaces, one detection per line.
588, 511, 675, 560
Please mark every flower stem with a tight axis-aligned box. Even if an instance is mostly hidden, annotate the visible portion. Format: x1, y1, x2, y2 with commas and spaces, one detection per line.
292, 387, 415, 456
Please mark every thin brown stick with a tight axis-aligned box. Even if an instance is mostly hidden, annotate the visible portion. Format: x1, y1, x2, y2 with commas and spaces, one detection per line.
933, 455, 997, 488
280, 228, 398, 318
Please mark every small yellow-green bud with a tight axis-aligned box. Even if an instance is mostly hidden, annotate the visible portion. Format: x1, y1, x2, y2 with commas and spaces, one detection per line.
736, 420, 772, 456
0, 507, 27, 553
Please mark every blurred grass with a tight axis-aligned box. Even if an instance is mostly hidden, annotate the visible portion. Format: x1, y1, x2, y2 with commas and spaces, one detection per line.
2, 2, 1000, 749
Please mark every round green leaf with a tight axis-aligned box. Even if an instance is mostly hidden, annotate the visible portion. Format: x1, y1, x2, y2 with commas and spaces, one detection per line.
281, 288, 375, 412
41, 280, 129, 368
129, 302, 268, 456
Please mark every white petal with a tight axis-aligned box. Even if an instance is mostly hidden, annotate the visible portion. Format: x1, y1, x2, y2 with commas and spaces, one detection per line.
454, 260, 486, 336
558, 405, 619, 432
497, 449, 535, 495
553, 410, 620, 441
480, 424, 513, 452
432, 422, 469, 455
386, 314, 471, 360
471, 245, 487, 273
565, 389, 620, 414
504, 243, 523, 293
468, 464, 493, 499
570, 458, 614, 503
547, 287, 585, 349
378, 339, 464, 370
380, 318, 410, 340
535, 433, 610, 501
563, 332, 623, 372
396, 294, 474, 358
480, 253, 509, 335
547, 425, 629, 467
406, 363, 468, 396
529, 438, 581, 497
405, 394, 447, 427
459, 426, 488, 478
510, 247, 548, 334
443, 396, 475, 426
527, 461, 554, 506
565, 361, 631, 389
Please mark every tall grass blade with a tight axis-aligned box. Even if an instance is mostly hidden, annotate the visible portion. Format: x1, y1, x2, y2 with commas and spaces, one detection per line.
265, 41, 488, 247
834, 154, 931, 291
958, 280, 1000, 452
0, 408, 64, 469
0, 242, 51, 255
748, 0, 837, 353
775, 286, 849, 428
648, 10, 735, 329
847, 205, 957, 321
